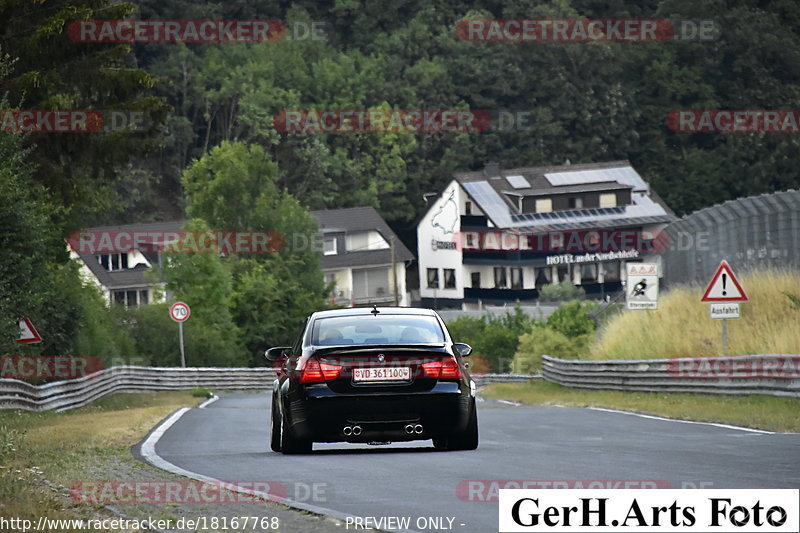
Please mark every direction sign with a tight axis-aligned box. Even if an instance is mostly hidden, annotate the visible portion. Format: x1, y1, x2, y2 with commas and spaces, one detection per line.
170, 301, 191, 322
710, 303, 740, 319
701, 260, 747, 302
16, 317, 42, 344
626, 263, 659, 310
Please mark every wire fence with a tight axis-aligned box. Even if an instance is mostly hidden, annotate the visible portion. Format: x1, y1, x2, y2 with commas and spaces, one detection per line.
662, 190, 800, 287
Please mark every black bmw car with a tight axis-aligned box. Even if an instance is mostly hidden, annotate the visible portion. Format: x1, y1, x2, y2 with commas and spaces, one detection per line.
266, 306, 478, 454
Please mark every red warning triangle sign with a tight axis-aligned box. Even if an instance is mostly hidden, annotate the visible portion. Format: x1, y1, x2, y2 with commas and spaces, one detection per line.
701, 260, 748, 302
16, 317, 43, 344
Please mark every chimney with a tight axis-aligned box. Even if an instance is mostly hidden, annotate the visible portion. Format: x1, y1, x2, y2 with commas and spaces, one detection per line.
484, 161, 501, 179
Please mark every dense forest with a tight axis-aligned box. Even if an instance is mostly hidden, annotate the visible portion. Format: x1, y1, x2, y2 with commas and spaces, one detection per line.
1, 0, 799, 363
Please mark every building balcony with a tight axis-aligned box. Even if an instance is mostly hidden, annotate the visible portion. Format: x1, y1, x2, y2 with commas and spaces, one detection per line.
463, 287, 538, 302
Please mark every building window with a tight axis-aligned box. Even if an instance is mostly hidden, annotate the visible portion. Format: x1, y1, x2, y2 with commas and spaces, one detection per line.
97, 253, 128, 271
346, 231, 388, 252
323, 237, 337, 255
599, 193, 617, 208
535, 198, 553, 213
443, 269, 456, 289
427, 268, 440, 289
534, 267, 551, 289
465, 201, 472, 215
471, 272, 481, 289
510, 268, 523, 289
352, 267, 390, 301
557, 265, 571, 283
494, 267, 507, 289
602, 261, 621, 282
580, 263, 598, 284
568, 197, 584, 209
112, 288, 145, 307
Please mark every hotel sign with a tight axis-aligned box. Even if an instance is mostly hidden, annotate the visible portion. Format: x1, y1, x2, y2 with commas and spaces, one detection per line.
546, 250, 640, 265
431, 239, 458, 251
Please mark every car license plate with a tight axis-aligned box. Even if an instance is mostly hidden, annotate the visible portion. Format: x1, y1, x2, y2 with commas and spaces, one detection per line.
353, 367, 411, 382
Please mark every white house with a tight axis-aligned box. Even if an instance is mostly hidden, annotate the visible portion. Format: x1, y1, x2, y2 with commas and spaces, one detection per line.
311, 207, 415, 307
69, 220, 184, 307
417, 161, 676, 309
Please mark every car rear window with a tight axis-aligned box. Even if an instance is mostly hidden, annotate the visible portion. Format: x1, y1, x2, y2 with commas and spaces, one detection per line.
311, 315, 446, 346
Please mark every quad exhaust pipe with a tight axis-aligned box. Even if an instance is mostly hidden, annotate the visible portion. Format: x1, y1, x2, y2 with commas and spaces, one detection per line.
404, 424, 424, 434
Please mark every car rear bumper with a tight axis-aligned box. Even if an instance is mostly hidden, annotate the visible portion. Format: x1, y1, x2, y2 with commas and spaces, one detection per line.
285, 381, 473, 442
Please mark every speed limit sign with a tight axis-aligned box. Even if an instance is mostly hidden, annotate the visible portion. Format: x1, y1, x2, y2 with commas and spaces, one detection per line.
170, 301, 191, 322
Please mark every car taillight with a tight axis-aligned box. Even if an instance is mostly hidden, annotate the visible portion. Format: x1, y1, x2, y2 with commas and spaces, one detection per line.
421, 357, 461, 380
300, 359, 342, 383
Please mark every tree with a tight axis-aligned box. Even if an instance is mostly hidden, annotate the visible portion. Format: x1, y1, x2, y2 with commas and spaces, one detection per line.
160, 219, 247, 366
0, 0, 169, 228
181, 141, 327, 363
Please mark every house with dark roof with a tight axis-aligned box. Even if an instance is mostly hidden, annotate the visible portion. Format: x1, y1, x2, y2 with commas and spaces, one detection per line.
311, 207, 415, 307
417, 161, 676, 309
69, 220, 184, 307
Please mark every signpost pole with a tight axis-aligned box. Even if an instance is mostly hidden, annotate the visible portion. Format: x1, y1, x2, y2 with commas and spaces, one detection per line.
721, 318, 727, 357
179, 321, 186, 368
170, 301, 191, 368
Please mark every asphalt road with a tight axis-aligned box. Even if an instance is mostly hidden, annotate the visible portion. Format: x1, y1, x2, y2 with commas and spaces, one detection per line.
146, 393, 800, 533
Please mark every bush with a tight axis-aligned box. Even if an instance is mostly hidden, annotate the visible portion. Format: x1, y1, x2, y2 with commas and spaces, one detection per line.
538, 281, 585, 302
546, 300, 597, 338
446, 306, 537, 372
122, 304, 180, 366
122, 304, 247, 367
73, 285, 137, 366
511, 302, 598, 373
512, 327, 574, 373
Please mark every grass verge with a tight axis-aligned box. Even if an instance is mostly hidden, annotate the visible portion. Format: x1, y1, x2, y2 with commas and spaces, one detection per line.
482, 380, 800, 433
0, 392, 201, 532
590, 270, 800, 359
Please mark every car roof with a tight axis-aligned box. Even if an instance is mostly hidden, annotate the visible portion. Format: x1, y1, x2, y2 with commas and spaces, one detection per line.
309, 307, 439, 320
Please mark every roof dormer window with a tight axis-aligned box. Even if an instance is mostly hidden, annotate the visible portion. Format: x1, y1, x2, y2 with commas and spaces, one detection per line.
97, 253, 128, 271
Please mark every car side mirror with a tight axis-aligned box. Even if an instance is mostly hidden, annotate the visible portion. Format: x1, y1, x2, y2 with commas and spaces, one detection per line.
264, 346, 290, 362
453, 343, 472, 357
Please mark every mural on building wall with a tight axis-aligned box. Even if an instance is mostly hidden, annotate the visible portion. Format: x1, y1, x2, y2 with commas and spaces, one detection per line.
430, 188, 458, 235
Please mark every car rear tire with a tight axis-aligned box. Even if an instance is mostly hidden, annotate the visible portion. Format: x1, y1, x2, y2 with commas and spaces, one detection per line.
280, 408, 312, 455
270, 394, 281, 453
433, 399, 478, 451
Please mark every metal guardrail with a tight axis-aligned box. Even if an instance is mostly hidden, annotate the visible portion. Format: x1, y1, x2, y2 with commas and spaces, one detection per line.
542, 354, 800, 397
0, 367, 540, 412
0, 366, 275, 412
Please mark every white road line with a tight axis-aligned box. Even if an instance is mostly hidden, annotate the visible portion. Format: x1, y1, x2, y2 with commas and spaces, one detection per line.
496, 399, 522, 407
583, 406, 776, 434
197, 394, 219, 409
138, 401, 422, 533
